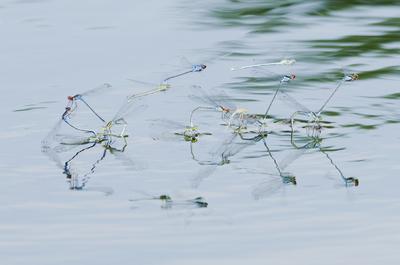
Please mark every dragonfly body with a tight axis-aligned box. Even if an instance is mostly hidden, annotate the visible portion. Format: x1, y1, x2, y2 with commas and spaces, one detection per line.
163, 64, 207, 82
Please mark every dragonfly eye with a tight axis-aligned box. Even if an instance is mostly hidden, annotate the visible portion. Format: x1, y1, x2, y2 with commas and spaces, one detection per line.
67, 96, 74, 101
291, 74, 296, 80
201, 64, 207, 69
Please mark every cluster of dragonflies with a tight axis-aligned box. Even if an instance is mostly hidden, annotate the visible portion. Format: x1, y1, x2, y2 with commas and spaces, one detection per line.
41, 55, 361, 207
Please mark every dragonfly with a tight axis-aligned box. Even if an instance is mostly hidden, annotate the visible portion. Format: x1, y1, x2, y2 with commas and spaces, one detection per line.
163, 63, 206, 83
126, 78, 171, 101
126, 53, 230, 101
262, 73, 296, 120
235, 62, 297, 126
188, 86, 263, 131
163, 52, 231, 82
230, 58, 296, 71
52, 83, 147, 147
149, 118, 212, 143
65, 83, 112, 123
61, 83, 117, 140
276, 72, 358, 130
129, 191, 208, 209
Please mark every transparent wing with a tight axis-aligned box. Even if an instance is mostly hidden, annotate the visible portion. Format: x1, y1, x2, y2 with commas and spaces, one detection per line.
56, 133, 94, 145
147, 118, 189, 141
188, 86, 237, 111
112, 98, 148, 123
278, 148, 308, 171
42, 118, 94, 148
169, 52, 232, 70
278, 90, 312, 113
149, 118, 187, 131
127, 78, 159, 88
251, 67, 282, 78
202, 51, 232, 65
180, 56, 193, 69
79, 83, 113, 98
42, 118, 64, 147
231, 58, 296, 71
41, 143, 64, 170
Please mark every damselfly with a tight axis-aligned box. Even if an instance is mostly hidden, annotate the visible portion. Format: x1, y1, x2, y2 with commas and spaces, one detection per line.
188, 86, 262, 131
286, 72, 358, 129
230, 58, 296, 71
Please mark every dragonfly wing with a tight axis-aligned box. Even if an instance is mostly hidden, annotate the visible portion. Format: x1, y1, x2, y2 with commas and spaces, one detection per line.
148, 119, 188, 142
189, 86, 237, 111
279, 148, 308, 170
278, 90, 312, 113
179, 56, 193, 68
81, 83, 113, 97
127, 78, 159, 87
112, 99, 148, 123
149, 118, 187, 130
203, 51, 232, 65
42, 118, 64, 147
41, 144, 64, 170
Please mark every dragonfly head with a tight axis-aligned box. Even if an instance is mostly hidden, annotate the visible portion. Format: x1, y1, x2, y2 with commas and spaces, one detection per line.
350, 73, 359, 81
62, 107, 72, 118
281, 58, 296, 65
193, 64, 207, 72
67, 96, 74, 101
218, 106, 230, 113
344, 73, 359, 82
282, 173, 297, 185
345, 177, 359, 186
159, 194, 172, 201
290, 74, 296, 80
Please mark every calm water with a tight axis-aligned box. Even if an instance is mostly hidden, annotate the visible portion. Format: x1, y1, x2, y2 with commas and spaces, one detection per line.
1, 1, 400, 264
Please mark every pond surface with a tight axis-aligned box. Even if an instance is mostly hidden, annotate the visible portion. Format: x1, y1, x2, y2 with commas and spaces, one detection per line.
1, 1, 399, 264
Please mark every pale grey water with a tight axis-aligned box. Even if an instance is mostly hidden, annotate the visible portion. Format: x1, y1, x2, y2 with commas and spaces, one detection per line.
1, 1, 400, 264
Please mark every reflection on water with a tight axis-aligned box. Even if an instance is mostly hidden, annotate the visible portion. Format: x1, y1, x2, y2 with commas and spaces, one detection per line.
130, 192, 208, 209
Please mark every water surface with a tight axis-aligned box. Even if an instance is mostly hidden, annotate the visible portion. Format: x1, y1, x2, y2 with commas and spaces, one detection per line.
1, 1, 399, 264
